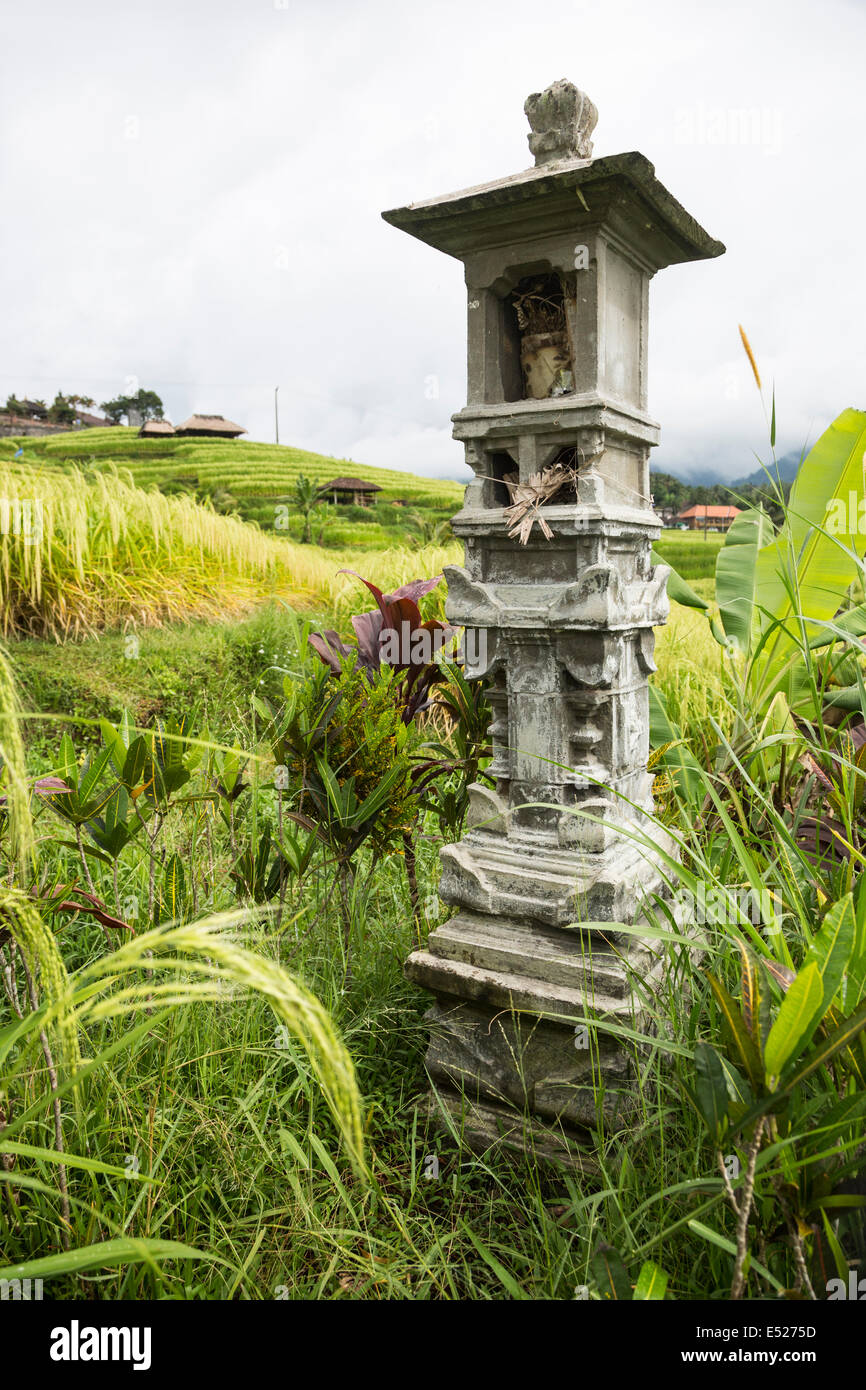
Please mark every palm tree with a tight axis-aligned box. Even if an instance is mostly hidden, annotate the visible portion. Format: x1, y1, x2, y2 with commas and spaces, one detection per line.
293, 474, 322, 544
406, 511, 452, 545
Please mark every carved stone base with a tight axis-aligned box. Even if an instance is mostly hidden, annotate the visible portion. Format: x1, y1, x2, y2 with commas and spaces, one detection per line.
406, 906, 670, 1144
422, 1090, 601, 1173
439, 825, 670, 925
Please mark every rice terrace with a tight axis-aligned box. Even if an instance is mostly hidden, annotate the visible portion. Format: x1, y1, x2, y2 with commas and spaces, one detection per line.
1, 2, 865, 1346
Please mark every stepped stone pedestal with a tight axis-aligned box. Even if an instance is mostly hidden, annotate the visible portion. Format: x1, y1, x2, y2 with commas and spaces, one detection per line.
382, 79, 724, 1159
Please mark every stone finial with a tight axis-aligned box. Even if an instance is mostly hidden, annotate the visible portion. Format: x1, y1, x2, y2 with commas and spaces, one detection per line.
525, 79, 598, 166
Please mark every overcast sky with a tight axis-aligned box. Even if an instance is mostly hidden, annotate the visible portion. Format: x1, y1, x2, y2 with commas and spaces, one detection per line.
1, 0, 864, 482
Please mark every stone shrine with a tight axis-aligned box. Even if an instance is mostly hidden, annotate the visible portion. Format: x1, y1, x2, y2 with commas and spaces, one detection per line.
383, 80, 724, 1158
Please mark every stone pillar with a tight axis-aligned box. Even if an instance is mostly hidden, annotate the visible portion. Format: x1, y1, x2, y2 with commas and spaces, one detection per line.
383, 80, 724, 1160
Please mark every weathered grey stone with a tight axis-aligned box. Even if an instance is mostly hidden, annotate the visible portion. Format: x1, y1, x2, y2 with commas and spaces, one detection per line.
419, 979, 647, 1130
525, 78, 598, 165
383, 81, 723, 1162
422, 1091, 600, 1173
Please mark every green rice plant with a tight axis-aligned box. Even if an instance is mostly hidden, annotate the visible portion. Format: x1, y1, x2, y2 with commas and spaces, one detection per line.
653, 530, 725, 581
7, 427, 465, 510
0, 643, 35, 873
0, 457, 463, 638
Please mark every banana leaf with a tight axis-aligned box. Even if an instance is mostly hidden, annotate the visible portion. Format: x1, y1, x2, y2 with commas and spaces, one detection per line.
754, 409, 866, 666
715, 506, 775, 656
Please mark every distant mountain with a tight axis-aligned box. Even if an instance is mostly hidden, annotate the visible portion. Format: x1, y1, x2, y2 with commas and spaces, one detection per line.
650, 462, 724, 486
732, 449, 802, 489
650, 448, 803, 491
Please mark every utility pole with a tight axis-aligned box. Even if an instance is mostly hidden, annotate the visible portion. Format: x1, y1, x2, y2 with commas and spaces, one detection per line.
274, 386, 279, 446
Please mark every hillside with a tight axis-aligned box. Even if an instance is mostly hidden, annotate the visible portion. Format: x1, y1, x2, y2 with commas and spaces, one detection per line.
652, 447, 804, 493
732, 447, 802, 488
0, 428, 462, 499
0, 427, 464, 550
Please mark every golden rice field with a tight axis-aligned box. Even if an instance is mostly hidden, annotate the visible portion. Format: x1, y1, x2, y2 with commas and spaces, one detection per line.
0, 444, 721, 740
0, 458, 462, 639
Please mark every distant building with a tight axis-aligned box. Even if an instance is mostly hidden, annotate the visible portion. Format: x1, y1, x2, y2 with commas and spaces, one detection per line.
677, 503, 742, 532
0, 413, 55, 437
0, 408, 111, 437
175, 414, 246, 439
320, 477, 382, 508
139, 419, 176, 437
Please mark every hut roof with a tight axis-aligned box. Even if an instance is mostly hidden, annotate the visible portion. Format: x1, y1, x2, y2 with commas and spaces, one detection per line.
175, 414, 246, 436
139, 419, 176, 436
73, 411, 112, 428
677, 504, 742, 519
321, 477, 382, 493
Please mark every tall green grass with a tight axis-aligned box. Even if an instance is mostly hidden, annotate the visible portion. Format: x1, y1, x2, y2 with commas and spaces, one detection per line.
3, 432, 864, 1299
2, 595, 862, 1300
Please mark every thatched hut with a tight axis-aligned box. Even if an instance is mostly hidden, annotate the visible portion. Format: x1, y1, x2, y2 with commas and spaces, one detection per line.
320, 477, 382, 507
139, 419, 176, 437
175, 414, 246, 439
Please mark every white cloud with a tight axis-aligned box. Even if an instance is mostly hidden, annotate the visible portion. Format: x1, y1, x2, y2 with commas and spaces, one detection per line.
345, 426, 469, 481
1, 0, 864, 484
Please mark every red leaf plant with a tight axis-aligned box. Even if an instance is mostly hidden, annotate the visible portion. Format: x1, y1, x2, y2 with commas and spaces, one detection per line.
308, 572, 457, 723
